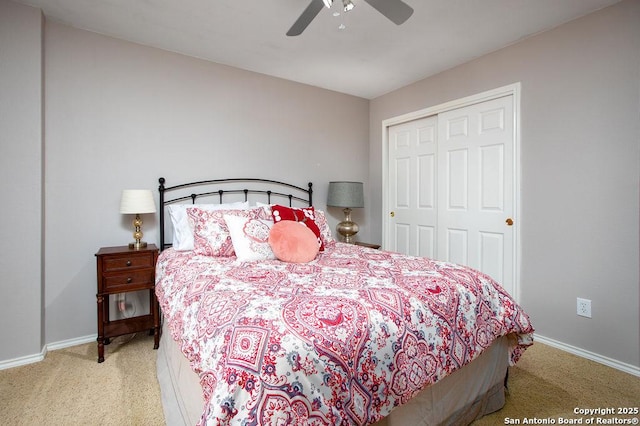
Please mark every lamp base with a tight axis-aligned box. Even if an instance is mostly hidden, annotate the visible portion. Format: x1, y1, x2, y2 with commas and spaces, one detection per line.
128, 241, 148, 250
129, 214, 147, 250
336, 208, 359, 244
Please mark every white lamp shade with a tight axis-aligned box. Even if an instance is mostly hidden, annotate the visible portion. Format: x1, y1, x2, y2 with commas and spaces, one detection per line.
120, 189, 156, 214
327, 181, 364, 208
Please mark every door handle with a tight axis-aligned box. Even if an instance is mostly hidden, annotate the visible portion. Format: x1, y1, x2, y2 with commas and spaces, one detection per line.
506, 218, 514, 226
390, 211, 395, 217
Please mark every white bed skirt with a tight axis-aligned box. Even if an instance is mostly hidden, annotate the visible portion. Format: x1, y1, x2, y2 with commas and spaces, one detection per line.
157, 320, 510, 425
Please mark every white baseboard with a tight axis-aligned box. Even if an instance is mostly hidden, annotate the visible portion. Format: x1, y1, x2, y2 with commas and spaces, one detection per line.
46, 334, 96, 351
0, 334, 97, 371
0, 348, 46, 370
535, 334, 640, 377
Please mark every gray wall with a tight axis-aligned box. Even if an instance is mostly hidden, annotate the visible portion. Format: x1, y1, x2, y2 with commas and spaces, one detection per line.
0, 0, 44, 362
369, 0, 639, 368
0, 0, 370, 362
42, 22, 370, 345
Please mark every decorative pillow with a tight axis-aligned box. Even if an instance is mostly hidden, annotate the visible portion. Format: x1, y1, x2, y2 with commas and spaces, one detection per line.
252, 204, 274, 221
168, 201, 249, 251
188, 207, 260, 257
314, 210, 335, 245
270, 205, 324, 250
224, 214, 275, 261
268, 221, 320, 263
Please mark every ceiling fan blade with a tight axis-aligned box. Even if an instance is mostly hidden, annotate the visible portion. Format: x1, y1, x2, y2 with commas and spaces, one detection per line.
363, 0, 414, 25
287, 0, 325, 36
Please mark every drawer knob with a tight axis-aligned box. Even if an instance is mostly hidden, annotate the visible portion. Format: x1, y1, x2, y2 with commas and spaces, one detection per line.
127, 277, 132, 283
126, 260, 132, 266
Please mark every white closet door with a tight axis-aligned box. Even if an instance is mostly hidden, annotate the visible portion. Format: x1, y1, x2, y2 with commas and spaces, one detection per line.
387, 116, 438, 257
437, 95, 514, 295
386, 94, 516, 296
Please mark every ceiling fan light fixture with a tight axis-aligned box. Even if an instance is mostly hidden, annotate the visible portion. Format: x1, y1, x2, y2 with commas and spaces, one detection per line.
342, 0, 355, 12
287, 0, 414, 36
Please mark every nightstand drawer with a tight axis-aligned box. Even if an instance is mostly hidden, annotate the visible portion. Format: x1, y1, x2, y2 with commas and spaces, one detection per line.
103, 253, 155, 272
103, 270, 154, 292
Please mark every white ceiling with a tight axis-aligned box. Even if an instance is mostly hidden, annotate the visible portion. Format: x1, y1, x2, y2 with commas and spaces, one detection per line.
18, 0, 621, 99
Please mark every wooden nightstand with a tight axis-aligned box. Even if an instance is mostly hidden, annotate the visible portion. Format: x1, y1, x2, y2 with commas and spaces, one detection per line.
95, 244, 159, 363
355, 242, 382, 250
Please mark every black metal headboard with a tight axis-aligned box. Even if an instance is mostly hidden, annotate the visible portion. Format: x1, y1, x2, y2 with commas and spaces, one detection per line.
158, 177, 313, 251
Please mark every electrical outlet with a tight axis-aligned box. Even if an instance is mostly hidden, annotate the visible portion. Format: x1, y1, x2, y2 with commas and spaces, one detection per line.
577, 298, 592, 318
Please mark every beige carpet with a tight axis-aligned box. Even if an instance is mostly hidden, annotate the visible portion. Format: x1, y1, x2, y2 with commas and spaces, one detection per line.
0, 333, 165, 425
475, 343, 639, 425
0, 334, 638, 425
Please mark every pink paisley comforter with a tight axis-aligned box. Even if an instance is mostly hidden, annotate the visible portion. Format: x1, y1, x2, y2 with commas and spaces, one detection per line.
155, 242, 533, 426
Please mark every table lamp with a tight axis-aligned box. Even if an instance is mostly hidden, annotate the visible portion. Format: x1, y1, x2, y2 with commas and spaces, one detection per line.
120, 189, 156, 249
327, 181, 364, 243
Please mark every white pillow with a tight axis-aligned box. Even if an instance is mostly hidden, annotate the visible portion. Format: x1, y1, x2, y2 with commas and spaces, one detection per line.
224, 214, 275, 261
168, 201, 249, 251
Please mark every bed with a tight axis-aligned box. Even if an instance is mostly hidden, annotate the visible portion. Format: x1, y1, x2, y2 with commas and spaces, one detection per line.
154, 177, 534, 426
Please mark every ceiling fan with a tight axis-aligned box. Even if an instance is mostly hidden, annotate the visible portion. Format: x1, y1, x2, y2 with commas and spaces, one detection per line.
287, 0, 414, 36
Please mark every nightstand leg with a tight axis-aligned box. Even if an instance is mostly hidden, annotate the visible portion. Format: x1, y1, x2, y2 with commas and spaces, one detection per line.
97, 337, 104, 363
97, 294, 105, 363
152, 291, 160, 350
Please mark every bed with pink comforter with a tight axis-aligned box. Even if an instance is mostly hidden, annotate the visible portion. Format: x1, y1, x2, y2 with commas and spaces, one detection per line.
155, 241, 533, 426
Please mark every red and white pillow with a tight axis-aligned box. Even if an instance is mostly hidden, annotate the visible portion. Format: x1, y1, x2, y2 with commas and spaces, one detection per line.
270, 205, 325, 250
